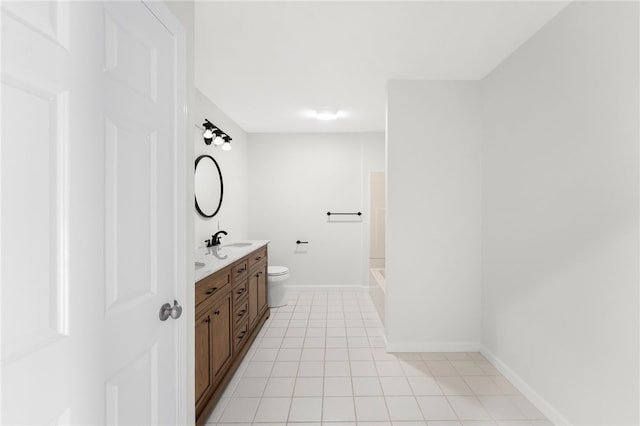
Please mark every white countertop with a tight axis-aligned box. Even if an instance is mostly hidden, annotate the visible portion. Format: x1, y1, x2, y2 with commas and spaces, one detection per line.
194, 240, 270, 282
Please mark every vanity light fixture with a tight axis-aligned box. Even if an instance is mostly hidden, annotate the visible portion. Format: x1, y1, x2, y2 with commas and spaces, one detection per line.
201, 119, 232, 151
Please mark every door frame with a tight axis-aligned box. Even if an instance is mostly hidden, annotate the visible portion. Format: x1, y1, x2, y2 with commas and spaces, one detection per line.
141, 1, 192, 423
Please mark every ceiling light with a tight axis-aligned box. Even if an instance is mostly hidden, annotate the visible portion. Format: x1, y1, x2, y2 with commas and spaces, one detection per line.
314, 111, 339, 121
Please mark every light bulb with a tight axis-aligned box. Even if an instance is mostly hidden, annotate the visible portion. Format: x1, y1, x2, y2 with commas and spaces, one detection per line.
213, 135, 224, 146
203, 128, 214, 139
221, 141, 232, 151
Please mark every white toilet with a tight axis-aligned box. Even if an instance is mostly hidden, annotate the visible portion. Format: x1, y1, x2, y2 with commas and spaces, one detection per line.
267, 266, 289, 308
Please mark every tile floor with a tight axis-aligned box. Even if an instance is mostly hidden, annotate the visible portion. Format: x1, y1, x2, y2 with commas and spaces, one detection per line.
205, 290, 552, 426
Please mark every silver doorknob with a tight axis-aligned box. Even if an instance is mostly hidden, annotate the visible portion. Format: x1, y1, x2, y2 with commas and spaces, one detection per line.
159, 300, 182, 321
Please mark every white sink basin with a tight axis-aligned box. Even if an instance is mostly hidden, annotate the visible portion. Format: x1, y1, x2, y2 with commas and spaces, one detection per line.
223, 242, 252, 248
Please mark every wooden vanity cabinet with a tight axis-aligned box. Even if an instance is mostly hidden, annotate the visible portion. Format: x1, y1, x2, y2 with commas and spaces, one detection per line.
195, 246, 269, 426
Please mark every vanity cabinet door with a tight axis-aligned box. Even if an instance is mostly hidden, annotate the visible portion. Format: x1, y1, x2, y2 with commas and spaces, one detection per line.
195, 310, 213, 414
248, 267, 267, 328
248, 273, 259, 328
257, 266, 268, 316
210, 293, 232, 380
248, 250, 268, 329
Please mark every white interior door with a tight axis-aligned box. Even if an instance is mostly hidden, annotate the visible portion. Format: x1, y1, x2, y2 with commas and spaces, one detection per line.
1, 2, 188, 424
102, 2, 185, 424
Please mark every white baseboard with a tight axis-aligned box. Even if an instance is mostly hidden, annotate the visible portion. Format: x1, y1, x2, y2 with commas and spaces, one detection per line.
480, 345, 571, 426
385, 341, 481, 352
284, 284, 368, 292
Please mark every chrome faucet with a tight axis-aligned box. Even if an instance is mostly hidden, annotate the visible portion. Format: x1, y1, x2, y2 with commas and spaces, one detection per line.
211, 230, 227, 246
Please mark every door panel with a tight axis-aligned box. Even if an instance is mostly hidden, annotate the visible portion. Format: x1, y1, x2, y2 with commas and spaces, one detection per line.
104, 11, 158, 102
104, 119, 159, 314
105, 345, 159, 425
1, 78, 69, 363
1, 2, 77, 423
1, 1, 70, 49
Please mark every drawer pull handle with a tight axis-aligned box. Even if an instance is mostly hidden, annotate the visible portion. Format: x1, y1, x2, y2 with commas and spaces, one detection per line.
204, 317, 211, 323
237, 309, 246, 317
236, 267, 246, 274
214, 310, 220, 315
255, 256, 262, 260
237, 288, 246, 295
206, 287, 218, 295
237, 331, 247, 340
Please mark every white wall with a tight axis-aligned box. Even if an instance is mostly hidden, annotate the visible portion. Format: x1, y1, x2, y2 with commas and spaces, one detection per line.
481, 2, 639, 424
194, 89, 249, 248
386, 81, 482, 351
247, 133, 384, 288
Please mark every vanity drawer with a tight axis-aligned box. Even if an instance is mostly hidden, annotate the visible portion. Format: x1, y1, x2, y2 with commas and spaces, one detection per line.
195, 269, 230, 307
232, 260, 248, 283
233, 299, 249, 327
232, 279, 248, 305
248, 248, 267, 271
233, 319, 249, 353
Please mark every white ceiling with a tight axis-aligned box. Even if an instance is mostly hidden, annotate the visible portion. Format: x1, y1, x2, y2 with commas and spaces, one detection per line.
195, 1, 568, 133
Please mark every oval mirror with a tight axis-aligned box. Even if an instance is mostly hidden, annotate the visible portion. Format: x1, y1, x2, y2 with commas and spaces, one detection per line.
194, 155, 223, 218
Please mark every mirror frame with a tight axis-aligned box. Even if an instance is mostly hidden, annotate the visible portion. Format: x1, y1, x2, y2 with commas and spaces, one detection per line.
194, 154, 223, 218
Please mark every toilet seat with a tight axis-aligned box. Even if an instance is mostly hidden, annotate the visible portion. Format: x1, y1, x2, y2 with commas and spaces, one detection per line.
268, 266, 289, 276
